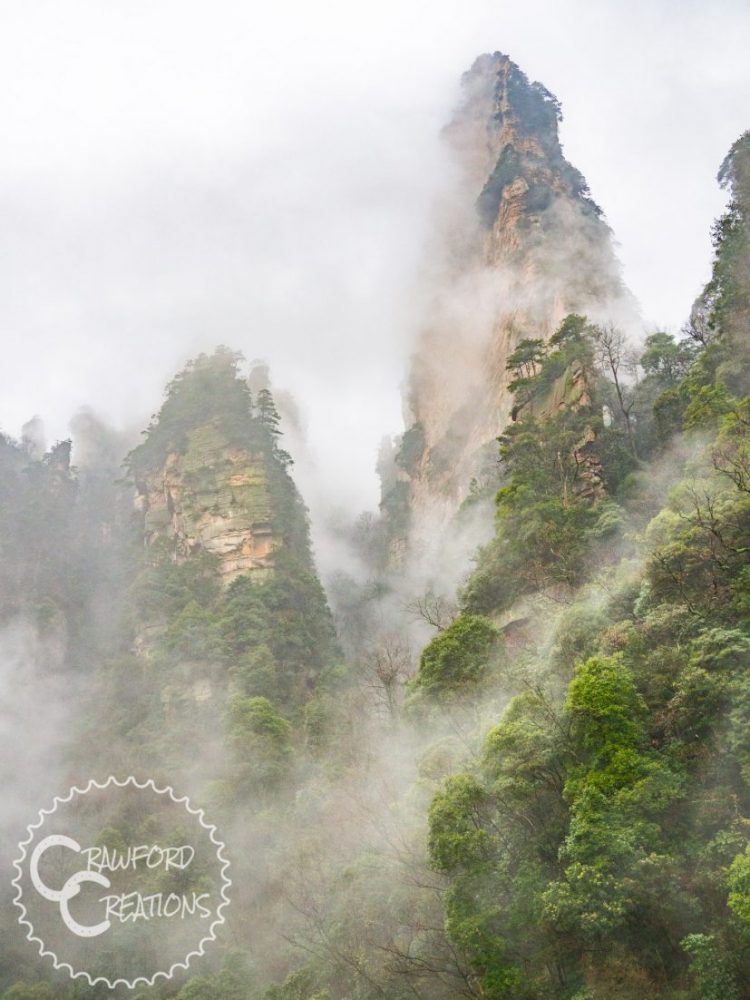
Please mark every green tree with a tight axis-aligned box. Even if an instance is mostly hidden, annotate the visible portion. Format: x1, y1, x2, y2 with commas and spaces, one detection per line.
225, 695, 293, 794
409, 614, 499, 699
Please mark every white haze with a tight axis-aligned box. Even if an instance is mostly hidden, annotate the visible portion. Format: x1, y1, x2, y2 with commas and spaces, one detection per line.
0, 0, 749, 518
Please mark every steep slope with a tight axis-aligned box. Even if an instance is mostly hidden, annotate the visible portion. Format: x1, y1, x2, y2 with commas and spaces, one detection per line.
128, 349, 293, 584
134, 426, 276, 583
408, 130, 750, 999
76, 349, 339, 774
391, 53, 637, 552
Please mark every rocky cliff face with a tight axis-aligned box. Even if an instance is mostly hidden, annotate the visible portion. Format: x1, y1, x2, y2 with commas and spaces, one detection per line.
125, 350, 330, 685
127, 350, 312, 593
135, 421, 276, 585
391, 53, 637, 552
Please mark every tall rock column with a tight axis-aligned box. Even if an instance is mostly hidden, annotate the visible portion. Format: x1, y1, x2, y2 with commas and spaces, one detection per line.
391, 52, 638, 557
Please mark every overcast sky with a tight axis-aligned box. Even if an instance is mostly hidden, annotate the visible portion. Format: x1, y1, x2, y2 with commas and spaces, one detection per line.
1, 0, 749, 511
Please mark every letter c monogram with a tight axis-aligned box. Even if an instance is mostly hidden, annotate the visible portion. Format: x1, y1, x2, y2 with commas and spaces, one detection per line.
30, 835, 111, 938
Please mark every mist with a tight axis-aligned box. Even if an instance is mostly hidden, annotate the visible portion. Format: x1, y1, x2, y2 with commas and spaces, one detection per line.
1, 0, 749, 522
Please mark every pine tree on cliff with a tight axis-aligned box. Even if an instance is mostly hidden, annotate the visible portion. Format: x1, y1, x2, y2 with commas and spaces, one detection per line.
256, 387, 293, 469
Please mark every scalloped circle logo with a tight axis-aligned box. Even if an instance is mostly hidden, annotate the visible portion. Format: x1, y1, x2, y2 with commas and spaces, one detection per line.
11, 776, 231, 990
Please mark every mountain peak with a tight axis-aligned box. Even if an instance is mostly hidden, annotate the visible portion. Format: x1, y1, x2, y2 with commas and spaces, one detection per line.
128, 349, 309, 586
446, 51, 599, 233
385, 53, 637, 556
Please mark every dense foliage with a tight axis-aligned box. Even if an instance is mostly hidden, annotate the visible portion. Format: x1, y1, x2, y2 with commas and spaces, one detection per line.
425, 130, 750, 998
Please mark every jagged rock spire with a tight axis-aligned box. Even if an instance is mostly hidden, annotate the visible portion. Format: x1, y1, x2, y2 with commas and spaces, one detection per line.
388, 52, 638, 553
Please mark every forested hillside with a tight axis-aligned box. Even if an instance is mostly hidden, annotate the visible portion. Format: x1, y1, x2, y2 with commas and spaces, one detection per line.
419, 128, 750, 997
